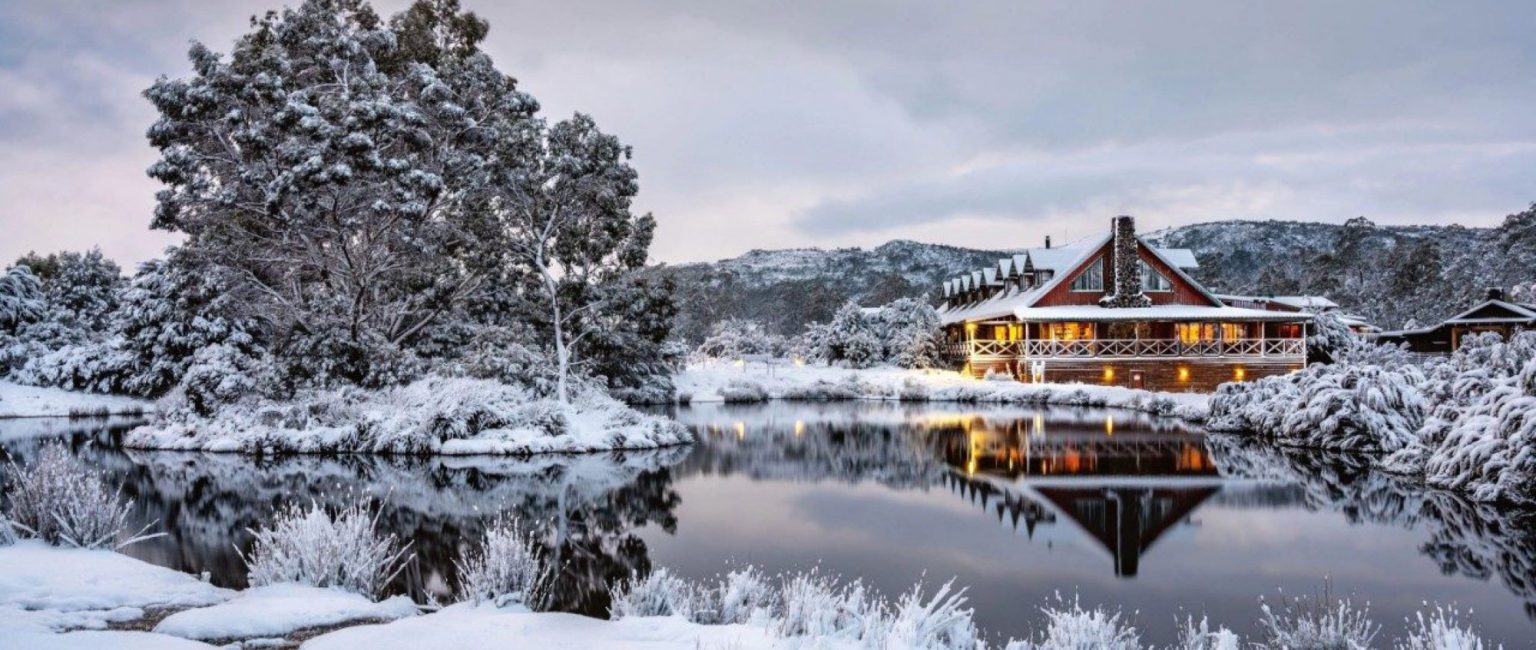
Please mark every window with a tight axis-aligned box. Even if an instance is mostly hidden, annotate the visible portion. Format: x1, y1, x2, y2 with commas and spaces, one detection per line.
1048, 322, 1094, 340
1070, 259, 1104, 292
1139, 260, 1172, 292
1176, 323, 1217, 344
1220, 323, 1246, 341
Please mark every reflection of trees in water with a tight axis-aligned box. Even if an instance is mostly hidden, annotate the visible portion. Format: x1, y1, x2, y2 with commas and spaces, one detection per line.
1207, 435, 1536, 619
677, 418, 945, 488
0, 432, 686, 617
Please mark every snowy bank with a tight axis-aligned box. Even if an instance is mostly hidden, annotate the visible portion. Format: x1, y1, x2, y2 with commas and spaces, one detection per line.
122, 375, 691, 455
302, 603, 783, 650
0, 540, 230, 636
153, 584, 418, 642
0, 380, 153, 419
672, 363, 1209, 420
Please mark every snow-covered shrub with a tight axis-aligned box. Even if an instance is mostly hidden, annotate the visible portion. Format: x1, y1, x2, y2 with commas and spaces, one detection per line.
1005, 594, 1142, 650
1209, 363, 1426, 453
886, 580, 982, 650
694, 319, 789, 361
1396, 606, 1493, 650
710, 565, 776, 625
455, 518, 552, 609
0, 265, 44, 332
13, 340, 137, 394
1173, 616, 1240, 650
241, 501, 413, 597
775, 571, 884, 642
127, 374, 691, 454
1307, 311, 1356, 363
610, 567, 697, 619
178, 344, 274, 415
3, 443, 156, 549
720, 379, 770, 403
456, 325, 583, 398
1257, 592, 1378, 650
899, 377, 931, 401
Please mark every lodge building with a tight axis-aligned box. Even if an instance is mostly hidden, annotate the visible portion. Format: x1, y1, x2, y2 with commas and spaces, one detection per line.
938, 215, 1311, 392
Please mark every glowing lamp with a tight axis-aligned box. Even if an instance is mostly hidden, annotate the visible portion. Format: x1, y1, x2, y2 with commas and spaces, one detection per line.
1234, 367, 1246, 381
1102, 366, 1115, 383
1177, 366, 1190, 382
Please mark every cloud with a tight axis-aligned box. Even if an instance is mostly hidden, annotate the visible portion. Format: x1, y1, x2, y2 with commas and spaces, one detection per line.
1, 0, 1534, 267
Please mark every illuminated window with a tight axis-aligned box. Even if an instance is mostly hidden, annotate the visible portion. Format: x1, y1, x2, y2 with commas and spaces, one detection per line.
1139, 260, 1172, 292
1048, 322, 1095, 340
1220, 323, 1245, 341
1069, 258, 1104, 292
1176, 323, 1217, 343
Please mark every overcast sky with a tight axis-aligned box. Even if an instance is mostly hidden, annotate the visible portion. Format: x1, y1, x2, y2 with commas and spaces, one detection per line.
3, 0, 1535, 268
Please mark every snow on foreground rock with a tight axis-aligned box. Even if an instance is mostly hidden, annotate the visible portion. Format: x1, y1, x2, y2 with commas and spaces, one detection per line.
0, 540, 230, 636
0, 380, 153, 418
301, 603, 787, 650
153, 584, 418, 641
673, 363, 1209, 420
122, 375, 691, 455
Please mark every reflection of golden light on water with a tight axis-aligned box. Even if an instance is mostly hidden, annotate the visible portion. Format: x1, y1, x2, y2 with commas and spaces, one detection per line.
1032, 413, 1044, 438
734, 422, 745, 439
794, 420, 805, 437
1104, 416, 1114, 436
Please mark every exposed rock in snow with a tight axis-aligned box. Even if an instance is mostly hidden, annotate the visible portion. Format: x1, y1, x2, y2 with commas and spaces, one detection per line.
153, 584, 418, 642
122, 375, 691, 455
0, 380, 153, 419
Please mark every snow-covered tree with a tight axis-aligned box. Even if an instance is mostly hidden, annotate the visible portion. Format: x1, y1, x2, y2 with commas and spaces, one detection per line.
142, 0, 537, 377
694, 319, 789, 360
0, 265, 43, 331
494, 113, 660, 403
871, 298, 944, 369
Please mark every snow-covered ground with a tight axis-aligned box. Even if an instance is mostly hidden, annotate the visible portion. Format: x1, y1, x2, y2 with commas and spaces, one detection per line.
122, 375, 691, 455
673, 362, 1210, 420
152, 584, 418, 642
0, 381, 153, 419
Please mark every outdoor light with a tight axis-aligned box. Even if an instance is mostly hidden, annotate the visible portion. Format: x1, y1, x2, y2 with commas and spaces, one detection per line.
1178, 366, 1190, 382
1102, 366, 1115, 382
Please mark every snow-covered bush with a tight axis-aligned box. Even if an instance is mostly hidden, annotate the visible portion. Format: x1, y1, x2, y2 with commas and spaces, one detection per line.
455, 518, 552, 609
886, 580, 982, 650
1208, 363, 1426, 453
178, 343, 274, 415
610, 567, 697, 619
720, 379, 770, 403
0, 265, 44, 332
241, 501, 413, 597
1005, 594, 1142, 650
125, 374, 691, 454
1396, 606, 1494, 650
877, 298, 947, 370
13, 340, 137, 394
1173, 616, 1240, 650
1257, 592, 1378, 650
796, 299, 946, 370
707, 565, 776, 625
2, 443, 156, 549
694, 319, 789, 361
775, 571, 884, 642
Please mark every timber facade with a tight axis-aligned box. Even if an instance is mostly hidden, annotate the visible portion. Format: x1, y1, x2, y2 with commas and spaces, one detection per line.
938, 215, 1310, 392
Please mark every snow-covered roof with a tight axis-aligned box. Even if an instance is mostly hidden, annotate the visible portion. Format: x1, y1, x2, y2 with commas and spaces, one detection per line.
938, 230, 1206, 325
1269, 296, 1339, 310
1443, 299, 1536, 325
1012, 305, 1314, 323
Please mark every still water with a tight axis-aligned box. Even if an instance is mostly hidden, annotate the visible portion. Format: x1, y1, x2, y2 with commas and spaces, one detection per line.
2, 403, 1534, 646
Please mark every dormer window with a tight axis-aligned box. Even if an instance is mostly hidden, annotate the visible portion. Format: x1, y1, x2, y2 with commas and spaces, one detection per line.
1070, 258, 1104, 292
1139, 260, 1172, 292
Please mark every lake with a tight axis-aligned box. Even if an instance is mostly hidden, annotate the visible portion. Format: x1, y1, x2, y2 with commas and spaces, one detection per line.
2, 402, 1533, 646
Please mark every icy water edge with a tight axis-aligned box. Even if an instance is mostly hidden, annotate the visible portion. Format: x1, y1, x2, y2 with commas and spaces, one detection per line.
2, 402, 1534, 647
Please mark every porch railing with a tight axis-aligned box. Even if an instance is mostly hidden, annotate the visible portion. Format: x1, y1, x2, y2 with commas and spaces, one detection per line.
953, 338, 1305, 360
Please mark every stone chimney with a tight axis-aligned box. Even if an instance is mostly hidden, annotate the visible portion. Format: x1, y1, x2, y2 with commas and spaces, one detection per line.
1487, 287, 1506, 302
1098, 215, 1152, 309
1044, 235, 1052, 250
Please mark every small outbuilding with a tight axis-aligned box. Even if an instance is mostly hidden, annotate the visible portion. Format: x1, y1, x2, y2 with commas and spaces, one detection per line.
1374, 288, 1536, 354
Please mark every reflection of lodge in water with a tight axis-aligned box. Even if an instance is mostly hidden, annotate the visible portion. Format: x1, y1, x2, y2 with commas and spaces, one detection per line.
931, 411, 1219, 578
